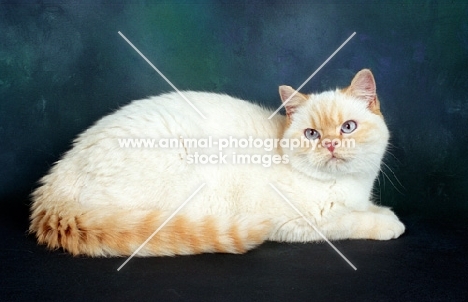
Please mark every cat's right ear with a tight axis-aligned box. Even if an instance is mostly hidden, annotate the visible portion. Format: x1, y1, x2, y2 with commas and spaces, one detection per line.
279, 86, 308, 120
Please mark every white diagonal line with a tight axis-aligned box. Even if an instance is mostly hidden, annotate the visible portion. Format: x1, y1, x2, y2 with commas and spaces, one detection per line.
118, 31, 207, 119
269, 183, 357, 271
117, 183, 206, 271
268, 32, 356, 119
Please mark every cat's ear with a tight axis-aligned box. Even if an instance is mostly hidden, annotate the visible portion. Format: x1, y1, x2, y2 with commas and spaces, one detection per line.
346, 69, 381, 114
279, 85, 309, 119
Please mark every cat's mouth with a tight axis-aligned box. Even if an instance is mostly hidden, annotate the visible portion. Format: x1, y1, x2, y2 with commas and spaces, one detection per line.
326, 154, 346, 164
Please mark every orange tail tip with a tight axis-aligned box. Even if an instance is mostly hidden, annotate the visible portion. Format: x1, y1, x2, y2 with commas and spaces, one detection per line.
29, 203, 272, 257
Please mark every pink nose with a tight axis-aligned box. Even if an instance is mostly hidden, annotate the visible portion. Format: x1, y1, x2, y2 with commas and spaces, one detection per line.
324, 140, 338, 152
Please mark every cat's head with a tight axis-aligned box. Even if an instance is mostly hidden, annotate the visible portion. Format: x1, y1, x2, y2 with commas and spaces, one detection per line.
280, 69, 389, 180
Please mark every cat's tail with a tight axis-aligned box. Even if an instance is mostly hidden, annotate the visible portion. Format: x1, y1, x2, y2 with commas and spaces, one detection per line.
29, 195, 272, 257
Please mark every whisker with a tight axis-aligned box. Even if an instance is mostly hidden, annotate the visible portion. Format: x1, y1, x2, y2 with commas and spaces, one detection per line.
379, 166, 405, 195
381, 161, 405, 190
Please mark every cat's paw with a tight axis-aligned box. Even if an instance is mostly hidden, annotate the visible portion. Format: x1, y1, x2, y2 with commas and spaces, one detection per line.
369, 205, 398, 217
369, 215, 405, 240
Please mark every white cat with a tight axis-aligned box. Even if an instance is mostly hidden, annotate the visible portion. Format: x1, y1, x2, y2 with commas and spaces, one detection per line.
30, 69, 405, 257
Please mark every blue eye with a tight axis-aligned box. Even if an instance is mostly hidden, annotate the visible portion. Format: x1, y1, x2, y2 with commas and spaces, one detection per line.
341, 120, 357, 134
304, 128, 320, 140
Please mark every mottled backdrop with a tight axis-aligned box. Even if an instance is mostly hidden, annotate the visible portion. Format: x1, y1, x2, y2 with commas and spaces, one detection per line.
1, 1, 467, 222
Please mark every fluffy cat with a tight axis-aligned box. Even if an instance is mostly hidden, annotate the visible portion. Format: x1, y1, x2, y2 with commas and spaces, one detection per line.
29, 69, 405, 257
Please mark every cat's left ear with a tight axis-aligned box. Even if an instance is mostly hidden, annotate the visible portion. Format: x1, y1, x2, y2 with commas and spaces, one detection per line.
346, 69, 381, 114
279, 85, 309, 120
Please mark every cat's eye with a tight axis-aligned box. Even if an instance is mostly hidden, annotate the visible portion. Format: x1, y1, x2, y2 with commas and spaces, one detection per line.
304, 128, 320, 140
341, 120, 357, 134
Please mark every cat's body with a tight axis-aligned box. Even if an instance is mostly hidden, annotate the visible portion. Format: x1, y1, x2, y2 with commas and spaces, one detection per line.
30, 69, 405, 257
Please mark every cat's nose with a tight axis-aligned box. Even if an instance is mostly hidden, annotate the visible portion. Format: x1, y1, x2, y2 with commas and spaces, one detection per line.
323, 140, 338, 153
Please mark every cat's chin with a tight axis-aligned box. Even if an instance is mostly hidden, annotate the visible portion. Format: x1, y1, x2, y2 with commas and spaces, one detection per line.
290, 157, 365, 182
290, 161, 344, 181
299, 168, 341, 182
323, 156, 354, 172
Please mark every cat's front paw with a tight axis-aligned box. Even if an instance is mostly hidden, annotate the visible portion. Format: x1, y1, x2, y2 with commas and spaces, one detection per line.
369, 205, 398, 217
370, 215, 405, 240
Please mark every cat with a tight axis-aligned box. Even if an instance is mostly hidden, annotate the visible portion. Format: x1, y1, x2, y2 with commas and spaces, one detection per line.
29, 69, 405, 257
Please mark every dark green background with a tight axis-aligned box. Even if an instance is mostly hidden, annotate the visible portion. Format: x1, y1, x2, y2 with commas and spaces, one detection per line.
1, 1, 467, 223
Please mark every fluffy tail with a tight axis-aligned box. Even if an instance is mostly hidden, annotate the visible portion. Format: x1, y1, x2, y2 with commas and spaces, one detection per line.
29, 197, 272, 257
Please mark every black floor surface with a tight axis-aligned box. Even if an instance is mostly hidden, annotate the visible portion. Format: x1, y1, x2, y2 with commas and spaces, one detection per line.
1, 201, 467, 301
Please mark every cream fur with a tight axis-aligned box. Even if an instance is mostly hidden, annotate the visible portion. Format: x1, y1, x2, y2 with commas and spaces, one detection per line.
29, 69, 405, 257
